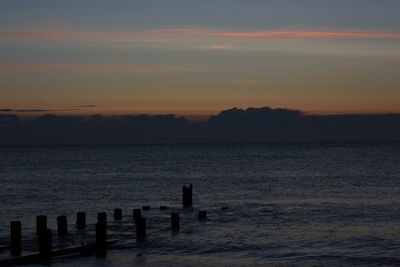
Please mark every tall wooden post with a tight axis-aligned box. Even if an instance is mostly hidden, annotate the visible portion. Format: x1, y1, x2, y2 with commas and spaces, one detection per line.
38, 228, 52, 260
57, 216, 68, 236
76, 212, 86, 229
10, 221, 21, 256
133, 209, 141, 222
183, 184, 193, 208
95, 222, 107, 257
36, 215, 47, 236
97, 212, 107, 226
136, 217, 146, 242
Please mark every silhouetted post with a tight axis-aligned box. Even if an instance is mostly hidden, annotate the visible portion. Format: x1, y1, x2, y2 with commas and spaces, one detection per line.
198, 210, 207, 220
171, 213, 180, 231
56, 216, 68, 237
133, 209, 141, 222
136, 217, 146, 242
142, 206, 151, 211
36, 215, 47, 236
183, 184, 193, 208
97, 212, 107, 226
10, 221, 21, 256
76, 212, 86, 229
38, 229, 52, 261
114, 208, 122, 220
160, 206, 169, 210
95, 223, 107, 257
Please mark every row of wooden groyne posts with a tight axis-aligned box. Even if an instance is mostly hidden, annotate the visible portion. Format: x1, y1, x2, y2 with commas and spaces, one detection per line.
1, 185, 209, 266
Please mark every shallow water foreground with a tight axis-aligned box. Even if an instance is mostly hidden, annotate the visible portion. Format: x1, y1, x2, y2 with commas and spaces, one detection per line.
0, 143, 400, 266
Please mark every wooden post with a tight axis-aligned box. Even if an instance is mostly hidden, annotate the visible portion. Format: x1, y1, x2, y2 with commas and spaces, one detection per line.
171, 213, 180, 231
38, 228, 52, 260
142, 206, 151, 211
76, 212, 86, 229
160, 206, 169, 210
136, 217, 146, 242
95, 222, 107, 257
114, 208, 122, 220
133, 209, 141, 222
10, 221, 21, 256
57, 216, 68, 237
36, 215, 47, 236
198, 210, 207, 220
97, 212, 107, 226
182, 184, 193, 208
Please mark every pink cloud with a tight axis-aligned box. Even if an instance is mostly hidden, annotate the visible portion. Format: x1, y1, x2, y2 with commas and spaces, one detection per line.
218, 30, 400, 40
199, 44, 236, 50
1, 27, 400, 43
0, 63, 204, 73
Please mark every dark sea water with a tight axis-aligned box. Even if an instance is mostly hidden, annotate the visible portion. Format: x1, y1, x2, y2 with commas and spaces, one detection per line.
0, 143, 400, 266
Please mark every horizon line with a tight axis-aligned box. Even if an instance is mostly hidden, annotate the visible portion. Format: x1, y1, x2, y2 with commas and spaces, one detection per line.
2, 107, 400, 122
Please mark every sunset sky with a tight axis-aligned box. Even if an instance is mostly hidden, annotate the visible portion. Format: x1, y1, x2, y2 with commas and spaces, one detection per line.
1, 0, 400, 118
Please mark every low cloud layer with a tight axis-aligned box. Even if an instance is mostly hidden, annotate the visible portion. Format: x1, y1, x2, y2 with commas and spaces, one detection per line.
1, 107, 400, 146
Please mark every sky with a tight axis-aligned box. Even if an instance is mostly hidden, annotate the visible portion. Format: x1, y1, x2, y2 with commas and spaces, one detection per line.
1, 0, 400, 118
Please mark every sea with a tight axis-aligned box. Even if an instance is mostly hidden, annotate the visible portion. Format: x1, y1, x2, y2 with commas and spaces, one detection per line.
0, 143, 400, 266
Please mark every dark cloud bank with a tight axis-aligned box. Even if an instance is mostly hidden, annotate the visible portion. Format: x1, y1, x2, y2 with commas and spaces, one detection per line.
1, 107, 400, 146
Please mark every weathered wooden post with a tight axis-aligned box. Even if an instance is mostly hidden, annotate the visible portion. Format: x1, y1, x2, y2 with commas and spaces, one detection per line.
76, 212, 86, 229
136, 217, 146, 242
133, 209, 141, 222
36, 215, 47, 236
142, 206, 151, 211
199, 210, 207, 220
171, 213, 180, 231
183, 184, 193, 208
57, 216, 68, 237
10, 221, 21, 256
96, 212, 107, 256
114, 208, 122, 220
38, 228, 52, 261
95, 222, 107, 257
97, 212, 107, 226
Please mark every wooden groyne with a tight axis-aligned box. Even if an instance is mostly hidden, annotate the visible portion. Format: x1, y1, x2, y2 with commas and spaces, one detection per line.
0, 184, 212, 266
0, 240, 118, 266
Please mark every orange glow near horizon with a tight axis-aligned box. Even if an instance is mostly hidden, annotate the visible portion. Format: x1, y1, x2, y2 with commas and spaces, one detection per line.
0, 63, 204, 73
1, 25, 400, 118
